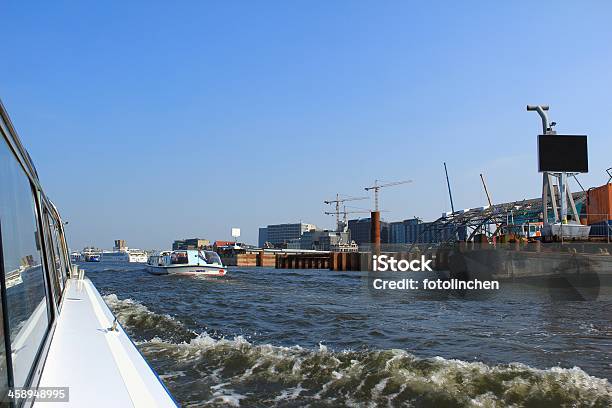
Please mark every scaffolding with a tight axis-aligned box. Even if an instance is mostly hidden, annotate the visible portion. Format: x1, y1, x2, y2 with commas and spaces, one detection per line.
408, 192, 587, 250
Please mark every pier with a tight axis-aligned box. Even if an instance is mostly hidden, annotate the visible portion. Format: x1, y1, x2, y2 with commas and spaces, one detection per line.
276, 253, 330, 269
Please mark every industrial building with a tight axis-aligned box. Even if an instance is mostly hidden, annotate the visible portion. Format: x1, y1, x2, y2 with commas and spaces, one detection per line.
286, 230, 352, 251
347, 218, 389, 245
172, 238, 210, 250
390, 218, 467, 244
258, 222, 317, 247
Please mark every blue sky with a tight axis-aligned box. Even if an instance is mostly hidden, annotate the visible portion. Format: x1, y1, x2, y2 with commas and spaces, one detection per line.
2, 1, 612, 249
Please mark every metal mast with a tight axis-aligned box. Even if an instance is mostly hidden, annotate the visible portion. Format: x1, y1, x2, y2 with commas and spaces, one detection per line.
526, 104, 579, 226
444, 163, 455, 213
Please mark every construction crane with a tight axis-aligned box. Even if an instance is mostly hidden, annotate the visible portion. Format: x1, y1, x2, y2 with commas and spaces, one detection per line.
325, 206, 370, 232
323, 194, 368, 232
364, 179, 412, 212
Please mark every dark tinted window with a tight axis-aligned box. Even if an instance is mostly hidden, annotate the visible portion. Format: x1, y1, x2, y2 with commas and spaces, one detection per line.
0, 138, 50, 389
51, 220, 69, 284
42, 212, 62, 307
48, 212, 68, 293
171, 252, 188, 264
0, 274, 8, 404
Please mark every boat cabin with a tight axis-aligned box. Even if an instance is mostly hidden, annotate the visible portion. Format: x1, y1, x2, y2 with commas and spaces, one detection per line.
148, 250, 223, 267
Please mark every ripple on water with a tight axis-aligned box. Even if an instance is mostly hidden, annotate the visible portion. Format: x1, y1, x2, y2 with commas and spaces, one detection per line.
102, 292, 612, 407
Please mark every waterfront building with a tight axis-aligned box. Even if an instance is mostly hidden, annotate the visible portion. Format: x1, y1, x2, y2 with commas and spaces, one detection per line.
172, 238, 210, 250
390, 218, 422, 243
213, 240, 236, 248
258, 227, 268, 248
347, 218, 390, 245
390, 221, 407, 243
286, 230, 352, 251
259, 222, 317, 247
329, 241, 359, 252
389, 217, 467, 244
114, 239, 127, 251
286, 238, 302, 250
405, 218, 424, 242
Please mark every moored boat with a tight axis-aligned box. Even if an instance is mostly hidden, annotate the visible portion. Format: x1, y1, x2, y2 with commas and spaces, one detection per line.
147, 250, 227, 276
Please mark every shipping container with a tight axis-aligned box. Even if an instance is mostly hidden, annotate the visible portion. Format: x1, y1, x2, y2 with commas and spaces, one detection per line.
587, 183, 612, 225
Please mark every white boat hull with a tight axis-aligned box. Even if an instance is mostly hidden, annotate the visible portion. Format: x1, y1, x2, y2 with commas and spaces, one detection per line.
146, 264, 226, 276
100, 254, 148, 263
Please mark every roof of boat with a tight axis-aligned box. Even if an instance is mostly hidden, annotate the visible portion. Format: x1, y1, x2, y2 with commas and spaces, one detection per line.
150, 249, 219, 255
173, 249, 218, 253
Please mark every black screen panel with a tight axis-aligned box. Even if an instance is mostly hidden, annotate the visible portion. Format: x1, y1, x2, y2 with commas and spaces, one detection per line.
538, 135, 588, 172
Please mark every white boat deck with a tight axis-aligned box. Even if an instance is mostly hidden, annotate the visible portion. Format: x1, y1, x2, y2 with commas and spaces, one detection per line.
34, 278, 176, 407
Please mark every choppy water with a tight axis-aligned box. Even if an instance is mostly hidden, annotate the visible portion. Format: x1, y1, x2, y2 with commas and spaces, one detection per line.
82, 263, 612, 407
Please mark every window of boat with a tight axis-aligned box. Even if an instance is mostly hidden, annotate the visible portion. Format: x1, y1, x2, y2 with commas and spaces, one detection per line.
171, 251, 189, 264
204, 251, 222, 265
41, 211, 62, 306
0, 273, 8, 404
50, 216, 69, 285
0, 138, 51, 392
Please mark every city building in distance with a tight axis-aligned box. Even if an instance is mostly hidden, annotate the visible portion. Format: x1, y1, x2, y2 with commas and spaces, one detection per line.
348, 218, 390, 245
389, 218, 467, 244
287, 230, 353, 251
172, 238, 210, 250
258, 222, 317, 248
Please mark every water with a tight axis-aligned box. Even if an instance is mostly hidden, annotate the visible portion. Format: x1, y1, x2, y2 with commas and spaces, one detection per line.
82, 263, 612, 407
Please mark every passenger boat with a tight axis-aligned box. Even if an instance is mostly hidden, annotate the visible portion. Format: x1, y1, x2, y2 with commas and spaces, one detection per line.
146, 250, 227, 276
0, 100, 176, 406
81, 246, 101, 262
83, 253, 100, 262
69, 252, 82, 263
100, 240, 148, 263
99, 250, 147, 263
99, 251, 129, 262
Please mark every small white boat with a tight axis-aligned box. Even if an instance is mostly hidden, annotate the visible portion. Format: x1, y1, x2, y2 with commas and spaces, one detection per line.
146, 250, 227, 276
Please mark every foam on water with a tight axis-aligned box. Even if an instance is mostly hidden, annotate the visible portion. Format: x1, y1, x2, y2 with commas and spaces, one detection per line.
104, 294, 612, 407
103, 294, 197, 343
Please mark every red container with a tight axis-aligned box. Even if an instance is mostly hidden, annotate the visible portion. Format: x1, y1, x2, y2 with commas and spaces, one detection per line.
587, 183, 612, 225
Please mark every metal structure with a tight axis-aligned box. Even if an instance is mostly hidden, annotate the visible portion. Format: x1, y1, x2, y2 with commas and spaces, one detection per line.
527, 105, 579, 225
404, 105, 589, 249
444, 163, 455, 213
480, 173, 493, 207
324, 194, 368, 232
324, 207, 388, 232
408, 192, 587, 251
364, 179, 412, 212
